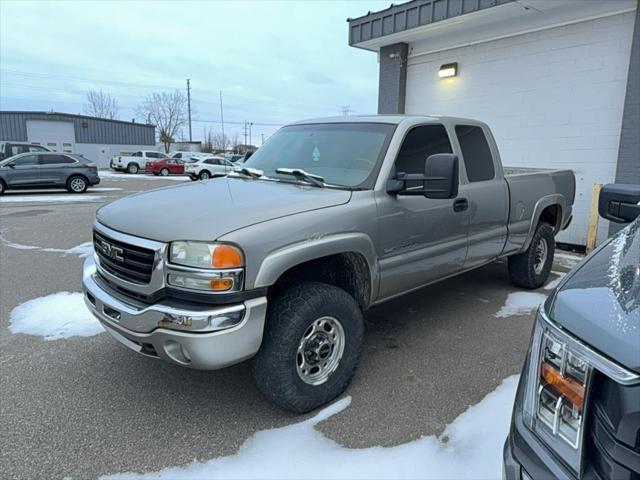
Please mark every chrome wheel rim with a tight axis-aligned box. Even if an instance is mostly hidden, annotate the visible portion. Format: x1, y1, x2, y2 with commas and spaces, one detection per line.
161, 169, 169, 176
70, 178, 85, 192
296, 316, 345, 386
533, 238, 548, 275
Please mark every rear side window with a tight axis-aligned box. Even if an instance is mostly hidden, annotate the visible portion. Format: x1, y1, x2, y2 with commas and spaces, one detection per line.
39, 154, 75, 165
455, 125, 495, 182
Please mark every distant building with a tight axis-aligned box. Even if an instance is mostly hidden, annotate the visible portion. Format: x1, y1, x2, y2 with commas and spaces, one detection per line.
158, 141, 202, 153
0, 111, 156, 168
348, 0, 639, 246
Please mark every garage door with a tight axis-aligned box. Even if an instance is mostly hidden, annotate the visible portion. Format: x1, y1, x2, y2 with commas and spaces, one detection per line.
26, 120, 76, 154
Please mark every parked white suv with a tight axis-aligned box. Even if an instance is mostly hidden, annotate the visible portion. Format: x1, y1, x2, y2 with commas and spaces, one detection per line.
111, 150, 168, 174
185, 156, 234, 180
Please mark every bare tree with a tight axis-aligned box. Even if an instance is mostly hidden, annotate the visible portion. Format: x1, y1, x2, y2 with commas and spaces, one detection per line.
211, 132, 227, 153
136, 90, 188, 153
83, 89, 119, 119
201, 128, 214, 153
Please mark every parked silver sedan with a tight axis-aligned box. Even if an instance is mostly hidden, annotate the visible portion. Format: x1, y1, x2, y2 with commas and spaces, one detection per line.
0, 152, 100, 194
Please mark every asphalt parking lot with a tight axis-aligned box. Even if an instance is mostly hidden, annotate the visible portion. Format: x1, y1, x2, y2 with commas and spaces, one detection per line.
0, 172, 582, 478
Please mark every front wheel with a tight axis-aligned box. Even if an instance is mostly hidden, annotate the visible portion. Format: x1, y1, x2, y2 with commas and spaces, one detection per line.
0, 180, 6, 195
66, 175, 88, 193
508, 222, 555, 289
253, 282, 364, 413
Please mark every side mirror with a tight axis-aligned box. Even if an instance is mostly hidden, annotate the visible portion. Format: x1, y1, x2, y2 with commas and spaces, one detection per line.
598, 184, 640, 224
387, 154, 459, 199
7, 161, 15, 168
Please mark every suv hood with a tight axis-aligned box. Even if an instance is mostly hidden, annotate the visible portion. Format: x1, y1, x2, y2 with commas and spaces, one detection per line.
96, 177, 351, 242
549, 218, 640, 373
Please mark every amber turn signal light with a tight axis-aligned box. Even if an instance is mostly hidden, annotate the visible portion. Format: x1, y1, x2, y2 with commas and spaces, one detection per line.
212, 245, 243, 268
541, 363, 585, 411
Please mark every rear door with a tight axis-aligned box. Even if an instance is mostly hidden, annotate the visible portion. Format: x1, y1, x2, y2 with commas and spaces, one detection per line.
453, 124, 509, 268
3, 154, 41, 186
39, 154, 77, 186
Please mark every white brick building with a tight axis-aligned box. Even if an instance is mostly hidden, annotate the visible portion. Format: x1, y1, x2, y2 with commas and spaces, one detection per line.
348, 0, 640, 246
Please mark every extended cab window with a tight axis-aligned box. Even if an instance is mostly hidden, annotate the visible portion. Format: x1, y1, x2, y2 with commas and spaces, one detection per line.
455, 125, 495, 182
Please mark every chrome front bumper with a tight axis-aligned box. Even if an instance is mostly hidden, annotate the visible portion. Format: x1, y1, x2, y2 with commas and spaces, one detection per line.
82, 255, 267, 370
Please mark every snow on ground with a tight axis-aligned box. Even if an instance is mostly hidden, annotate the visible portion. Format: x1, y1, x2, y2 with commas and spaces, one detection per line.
88, 187, 123, 191
0, 233, 93, 257
9, 292, 104, 340
0, 194, 103, 203
104, 376, 519, 480
495, 292, 546, 318
544, 271, 567, 290
554, 252, 583, 269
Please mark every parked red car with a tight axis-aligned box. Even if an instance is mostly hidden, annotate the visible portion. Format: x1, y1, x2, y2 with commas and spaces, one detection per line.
146, 158, 192, 176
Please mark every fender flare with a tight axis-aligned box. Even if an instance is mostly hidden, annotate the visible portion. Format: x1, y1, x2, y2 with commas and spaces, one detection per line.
253, 232, 379, 303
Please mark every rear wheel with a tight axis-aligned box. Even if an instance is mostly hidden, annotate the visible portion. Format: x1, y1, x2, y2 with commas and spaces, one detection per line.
253, 281, 364, 413
160, 168, 169, 176
199, 170, 211, 180
66, 175, 88, 193
127, 163, 139, 174
508, 222, 555, 289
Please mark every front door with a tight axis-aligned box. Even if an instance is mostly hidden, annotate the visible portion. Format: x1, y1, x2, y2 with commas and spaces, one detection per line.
3, 154, 42, 187
376, 124, 470, 300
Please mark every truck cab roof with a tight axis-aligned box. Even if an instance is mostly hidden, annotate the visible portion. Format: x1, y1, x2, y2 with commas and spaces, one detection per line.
287, 114, 489, 127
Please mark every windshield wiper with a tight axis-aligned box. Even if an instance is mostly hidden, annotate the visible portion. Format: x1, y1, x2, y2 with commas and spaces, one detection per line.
232, 166, 264, 179
275, 168, 325, 187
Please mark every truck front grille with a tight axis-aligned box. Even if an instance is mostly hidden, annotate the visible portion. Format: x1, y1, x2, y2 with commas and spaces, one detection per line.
586, 372, 640, 479
93, 230, 155, 284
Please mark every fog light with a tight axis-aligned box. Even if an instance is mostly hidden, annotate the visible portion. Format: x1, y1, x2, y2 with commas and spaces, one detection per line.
158, 307, 245, 332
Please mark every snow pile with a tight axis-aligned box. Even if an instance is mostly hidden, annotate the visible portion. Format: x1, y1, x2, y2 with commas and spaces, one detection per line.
9, 292, 104, 340
495, 292, 546, 318
0, 194, 103, 203
104, 376, 519, 480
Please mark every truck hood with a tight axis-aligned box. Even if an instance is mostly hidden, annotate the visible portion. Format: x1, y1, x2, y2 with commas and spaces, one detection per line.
549, 218, 640, 373
96, 177, 351, 241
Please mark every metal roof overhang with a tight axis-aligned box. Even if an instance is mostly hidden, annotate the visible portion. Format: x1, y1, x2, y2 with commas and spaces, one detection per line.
348, 0, 638, 53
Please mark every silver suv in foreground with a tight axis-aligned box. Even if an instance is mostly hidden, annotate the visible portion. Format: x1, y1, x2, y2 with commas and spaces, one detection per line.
83, 115, 575, 412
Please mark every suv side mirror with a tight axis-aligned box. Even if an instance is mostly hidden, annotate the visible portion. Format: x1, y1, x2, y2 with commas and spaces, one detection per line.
6, 161, 16, 168
387, 154, 459, 199
599, 184, 640, 224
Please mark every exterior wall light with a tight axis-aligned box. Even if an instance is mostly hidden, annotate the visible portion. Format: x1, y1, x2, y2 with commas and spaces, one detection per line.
438, 62, 458, 78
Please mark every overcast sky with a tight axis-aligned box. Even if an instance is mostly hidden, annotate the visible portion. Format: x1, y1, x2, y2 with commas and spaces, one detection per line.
0, 0, 390, 144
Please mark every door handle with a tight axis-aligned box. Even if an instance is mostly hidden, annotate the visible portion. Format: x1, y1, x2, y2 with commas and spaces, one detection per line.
453, 197, 469, 212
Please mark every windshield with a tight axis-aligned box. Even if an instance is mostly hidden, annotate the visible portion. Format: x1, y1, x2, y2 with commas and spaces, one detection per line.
242, 123, 395, 188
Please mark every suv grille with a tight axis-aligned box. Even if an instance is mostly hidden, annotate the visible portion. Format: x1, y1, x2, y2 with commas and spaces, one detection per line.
93, 230, 155, 284
587, 372, 640, 479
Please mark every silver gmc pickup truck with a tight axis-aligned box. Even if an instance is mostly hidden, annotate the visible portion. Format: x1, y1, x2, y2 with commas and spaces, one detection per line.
82, 115, 575, 412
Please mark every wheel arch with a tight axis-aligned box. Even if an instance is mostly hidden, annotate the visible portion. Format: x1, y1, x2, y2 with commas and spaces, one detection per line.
520, 195, 566, 253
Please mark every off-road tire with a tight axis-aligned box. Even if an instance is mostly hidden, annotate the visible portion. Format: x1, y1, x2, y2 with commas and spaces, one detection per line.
508, 221, 555, 289
199, 170, 211, 180
160, 168, 169, 176
127, 163, 139, 174
66, 175, 88, 193
0, 180, 5, 195
253, 281, 364, 413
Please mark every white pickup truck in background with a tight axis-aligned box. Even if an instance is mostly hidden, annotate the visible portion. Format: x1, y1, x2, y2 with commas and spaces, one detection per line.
110, 150, 168, 174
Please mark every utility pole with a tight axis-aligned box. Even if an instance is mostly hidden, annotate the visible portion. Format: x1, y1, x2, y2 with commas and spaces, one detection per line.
340, 105, 352, 116
248, 122, 253, 147
261, 133, 265, 145
186, 79, 192, 142
243, 121, 248, 147
219, 90, 225, 152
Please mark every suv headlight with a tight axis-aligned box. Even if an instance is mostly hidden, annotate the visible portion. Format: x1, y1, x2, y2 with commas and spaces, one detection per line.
167, 242, 244, 293
522, 305, 592, 474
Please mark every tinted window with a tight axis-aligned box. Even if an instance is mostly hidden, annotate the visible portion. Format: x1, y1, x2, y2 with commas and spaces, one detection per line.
455, 125, 495, 182
133, 152, 142, 157
394, 125, 452, 188
173, 153, 182, 159
12, 155, 38, 166
11, 145, 28, 156
39, 154, 75, 165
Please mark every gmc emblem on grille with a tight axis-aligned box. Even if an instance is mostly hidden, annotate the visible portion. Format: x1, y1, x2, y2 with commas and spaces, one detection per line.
98, 240, 124, 262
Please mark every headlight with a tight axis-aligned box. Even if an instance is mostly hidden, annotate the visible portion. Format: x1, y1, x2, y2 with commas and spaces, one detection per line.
168, 242, 244, 293
523, 306, 592, 474
169, 241, 243, 269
